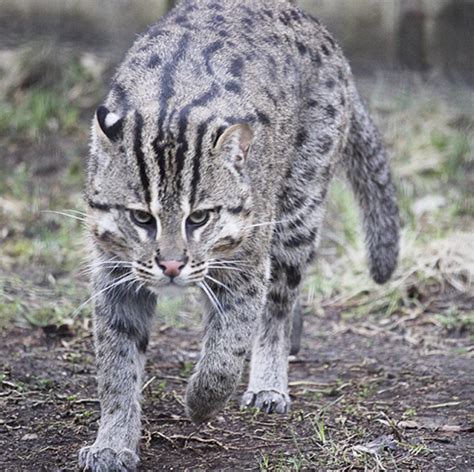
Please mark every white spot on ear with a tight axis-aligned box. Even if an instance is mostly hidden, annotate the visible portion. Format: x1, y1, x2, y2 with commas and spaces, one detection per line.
105, 112, 122, 128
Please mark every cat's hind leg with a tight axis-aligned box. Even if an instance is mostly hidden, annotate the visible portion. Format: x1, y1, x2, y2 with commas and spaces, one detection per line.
290, 300, 304, 356
241, 152, 331, 413
241, 251, 308, 413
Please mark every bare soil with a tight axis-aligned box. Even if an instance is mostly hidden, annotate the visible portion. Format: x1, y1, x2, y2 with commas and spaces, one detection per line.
1, 294, 473, 471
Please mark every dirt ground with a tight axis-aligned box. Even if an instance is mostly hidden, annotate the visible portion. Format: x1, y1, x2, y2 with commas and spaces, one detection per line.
1, 289, 473, 471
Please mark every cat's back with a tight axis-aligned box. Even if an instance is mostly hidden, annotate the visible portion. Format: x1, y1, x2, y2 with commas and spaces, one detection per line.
108, 0, 347, 115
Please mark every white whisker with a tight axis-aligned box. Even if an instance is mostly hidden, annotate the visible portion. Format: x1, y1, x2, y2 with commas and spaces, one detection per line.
208, 265, 248, 274
60, 208, 93, 218
205, 275, 235, 296
87, 261, 133, 269
198, 281, 225, 319
123, 276, 140, 294
135, 281, 147, 294
208, 258, 252, 267
187, 277, 204, 283
80, 261, 133, 277
71, 273, 136, 318
41, 210, 91, 224
208, 258, 251, 263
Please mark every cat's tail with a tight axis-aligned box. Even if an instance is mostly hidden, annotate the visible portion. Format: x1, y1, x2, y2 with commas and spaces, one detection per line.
342, 91, 400, 284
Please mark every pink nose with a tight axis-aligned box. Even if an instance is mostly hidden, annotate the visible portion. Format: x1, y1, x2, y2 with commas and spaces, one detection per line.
157, 259, 186, 278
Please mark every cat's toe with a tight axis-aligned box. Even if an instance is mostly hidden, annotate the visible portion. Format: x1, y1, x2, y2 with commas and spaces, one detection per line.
79, 445, 138, 472
241, 390, 291, 414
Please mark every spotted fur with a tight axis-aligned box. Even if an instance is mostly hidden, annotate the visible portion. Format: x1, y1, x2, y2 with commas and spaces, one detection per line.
80, 1, 399, 470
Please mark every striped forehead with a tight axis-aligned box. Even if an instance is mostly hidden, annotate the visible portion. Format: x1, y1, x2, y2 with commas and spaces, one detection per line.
131, 108, 214, 215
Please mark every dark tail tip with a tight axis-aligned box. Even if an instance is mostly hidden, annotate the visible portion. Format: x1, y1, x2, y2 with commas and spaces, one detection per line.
371, 264, 396, 285
368, 238, 400, 284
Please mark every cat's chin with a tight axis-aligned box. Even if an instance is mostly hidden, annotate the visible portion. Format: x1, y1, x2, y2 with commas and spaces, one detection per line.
148, 281, 193, 297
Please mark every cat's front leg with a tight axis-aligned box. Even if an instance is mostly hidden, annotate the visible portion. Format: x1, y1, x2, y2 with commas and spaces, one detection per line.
185, 267, 267, 424
79, 272, 155, 472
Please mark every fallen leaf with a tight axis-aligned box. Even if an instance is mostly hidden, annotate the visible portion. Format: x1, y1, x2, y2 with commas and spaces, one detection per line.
427, 401, 461, 409
353, 434, 397, 455
439, 424, 474, 433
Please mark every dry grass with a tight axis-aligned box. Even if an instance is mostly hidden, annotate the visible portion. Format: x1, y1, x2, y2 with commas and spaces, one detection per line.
308, 229, 473, 311
306, 73, 474, 331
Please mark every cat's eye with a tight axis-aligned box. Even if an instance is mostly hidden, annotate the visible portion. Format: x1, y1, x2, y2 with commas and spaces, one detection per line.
130, 209, 154, 227
187, 210, 210, 227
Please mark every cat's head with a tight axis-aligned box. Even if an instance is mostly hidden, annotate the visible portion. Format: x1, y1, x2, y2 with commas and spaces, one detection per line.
86, 105, 255, 292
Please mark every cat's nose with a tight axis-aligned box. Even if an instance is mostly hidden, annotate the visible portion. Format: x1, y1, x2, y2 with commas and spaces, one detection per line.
157, 258, 187, 277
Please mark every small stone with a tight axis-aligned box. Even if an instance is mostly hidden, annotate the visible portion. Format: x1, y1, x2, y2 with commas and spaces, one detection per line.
21, 433, 38, 441
412, 195, 446, 216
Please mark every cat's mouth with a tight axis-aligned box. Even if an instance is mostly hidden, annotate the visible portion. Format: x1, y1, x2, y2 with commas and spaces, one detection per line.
132, 263, 207, 293
133, 258, 244, 294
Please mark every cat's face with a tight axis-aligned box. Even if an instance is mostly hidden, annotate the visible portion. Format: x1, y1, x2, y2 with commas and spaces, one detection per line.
87, 107, 254, 292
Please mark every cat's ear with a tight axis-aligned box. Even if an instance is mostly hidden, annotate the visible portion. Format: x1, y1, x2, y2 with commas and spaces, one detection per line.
214, 123, 253, 170
95, 105, 124, 142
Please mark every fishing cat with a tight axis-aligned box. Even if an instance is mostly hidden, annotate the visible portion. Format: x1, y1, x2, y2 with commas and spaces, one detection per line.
79, 0, 399, 470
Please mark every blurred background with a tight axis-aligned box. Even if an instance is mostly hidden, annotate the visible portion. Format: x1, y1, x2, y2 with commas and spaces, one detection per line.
1, 0, 473, 80
0, 1, 473, 470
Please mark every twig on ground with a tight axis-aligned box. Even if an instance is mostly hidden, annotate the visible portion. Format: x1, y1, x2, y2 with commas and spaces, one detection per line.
141, 376, 156, 392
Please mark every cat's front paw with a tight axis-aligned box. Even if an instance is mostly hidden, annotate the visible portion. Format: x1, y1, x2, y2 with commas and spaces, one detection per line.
185, 378, 226, 425
185, 369, 237, 424
79, 445, 139, 472
241, 390, 291, 414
